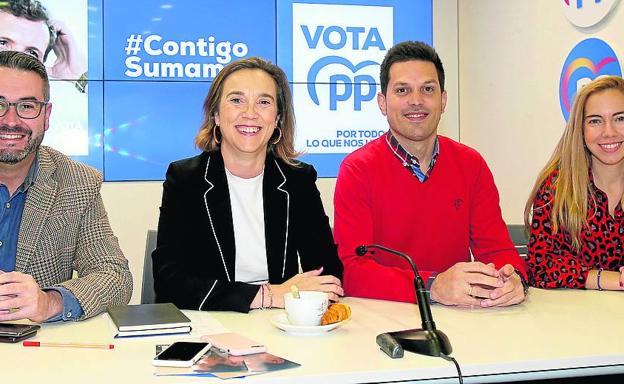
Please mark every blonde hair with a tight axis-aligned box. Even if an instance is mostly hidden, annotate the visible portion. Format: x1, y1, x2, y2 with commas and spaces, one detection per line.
195, 57, 300, 165
524, 75, 624, 248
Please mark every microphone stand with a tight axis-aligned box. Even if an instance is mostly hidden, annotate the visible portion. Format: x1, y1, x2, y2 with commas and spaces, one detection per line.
356, 244, 452, 357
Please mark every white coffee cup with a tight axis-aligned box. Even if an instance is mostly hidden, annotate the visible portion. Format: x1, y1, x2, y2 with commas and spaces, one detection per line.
284, 291, 329, 326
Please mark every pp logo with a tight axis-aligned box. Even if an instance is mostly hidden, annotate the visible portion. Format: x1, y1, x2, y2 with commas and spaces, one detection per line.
306, 55, 379, 111
302, 25, 385, 111
559, 38, 621, 120
561, 0, 620, 28
292, 3, 391, 111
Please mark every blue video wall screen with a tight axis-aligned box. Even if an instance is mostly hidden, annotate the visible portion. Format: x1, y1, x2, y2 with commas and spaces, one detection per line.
29, 0, 431, 180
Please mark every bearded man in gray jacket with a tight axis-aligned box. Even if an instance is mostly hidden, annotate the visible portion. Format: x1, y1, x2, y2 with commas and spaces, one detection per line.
0, 51, 132, 322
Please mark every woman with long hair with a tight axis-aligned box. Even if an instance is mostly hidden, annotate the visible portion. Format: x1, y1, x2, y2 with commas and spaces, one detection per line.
525, 75, 624, 290
152, 57, 343, 312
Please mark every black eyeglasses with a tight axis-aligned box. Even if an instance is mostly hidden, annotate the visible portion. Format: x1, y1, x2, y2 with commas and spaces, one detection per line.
0, 100, 48, 119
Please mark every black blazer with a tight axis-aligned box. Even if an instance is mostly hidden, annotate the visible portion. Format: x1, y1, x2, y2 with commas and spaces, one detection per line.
152, 150, 343, 312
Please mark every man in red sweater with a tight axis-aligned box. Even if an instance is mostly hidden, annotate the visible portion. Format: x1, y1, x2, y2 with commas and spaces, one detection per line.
334, 41, 527, 307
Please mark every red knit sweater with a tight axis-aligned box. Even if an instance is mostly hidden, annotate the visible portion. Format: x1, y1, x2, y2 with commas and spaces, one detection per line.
334, 135, 525, 303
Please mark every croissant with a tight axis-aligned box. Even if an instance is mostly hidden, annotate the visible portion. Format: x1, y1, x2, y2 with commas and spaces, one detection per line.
321, 303, 351, 325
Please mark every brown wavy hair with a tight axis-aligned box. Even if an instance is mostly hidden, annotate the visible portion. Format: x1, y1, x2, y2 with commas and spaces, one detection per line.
524, 75, 624, 248
195, 57, 299, 165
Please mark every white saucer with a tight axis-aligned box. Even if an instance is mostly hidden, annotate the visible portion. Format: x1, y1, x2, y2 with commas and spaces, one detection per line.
271, 313, 348, 336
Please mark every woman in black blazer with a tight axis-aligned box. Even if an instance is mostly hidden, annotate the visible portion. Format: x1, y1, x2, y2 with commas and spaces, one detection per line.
152, 57, 343, 312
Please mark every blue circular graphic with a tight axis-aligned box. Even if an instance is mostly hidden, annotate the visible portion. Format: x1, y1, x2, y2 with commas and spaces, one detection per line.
559, 38, 621, 121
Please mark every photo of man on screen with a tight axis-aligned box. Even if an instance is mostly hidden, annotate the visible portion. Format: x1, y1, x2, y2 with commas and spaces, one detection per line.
0, 0, 89, 157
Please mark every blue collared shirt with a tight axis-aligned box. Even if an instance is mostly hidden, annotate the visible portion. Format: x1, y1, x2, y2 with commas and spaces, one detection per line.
385, 131, 440, 182
0, 155, 83, 322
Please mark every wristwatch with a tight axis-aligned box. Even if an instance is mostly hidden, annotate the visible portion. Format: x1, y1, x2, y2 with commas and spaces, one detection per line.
515, 269, 529, 295
426, 273, 438, 304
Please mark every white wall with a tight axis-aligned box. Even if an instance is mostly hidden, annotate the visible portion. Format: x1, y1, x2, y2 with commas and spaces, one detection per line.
434, 0, 460, 140
458, 0, 623, 224
101, 182, 161, 304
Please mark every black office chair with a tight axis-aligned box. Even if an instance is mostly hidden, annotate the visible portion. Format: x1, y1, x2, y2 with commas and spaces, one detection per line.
507, 224, 528, 258
141, 230, 158, 304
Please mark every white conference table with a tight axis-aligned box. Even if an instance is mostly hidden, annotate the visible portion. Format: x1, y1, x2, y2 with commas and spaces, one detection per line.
2, 288, 623, 384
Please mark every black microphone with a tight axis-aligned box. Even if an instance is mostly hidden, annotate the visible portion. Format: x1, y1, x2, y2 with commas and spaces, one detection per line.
357, 244, 452, 358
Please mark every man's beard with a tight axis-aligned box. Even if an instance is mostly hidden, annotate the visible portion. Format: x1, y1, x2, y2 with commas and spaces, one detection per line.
0, 125, 43, 164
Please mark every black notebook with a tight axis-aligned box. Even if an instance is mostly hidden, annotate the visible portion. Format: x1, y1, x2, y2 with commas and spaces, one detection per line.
107, 303, 191, 338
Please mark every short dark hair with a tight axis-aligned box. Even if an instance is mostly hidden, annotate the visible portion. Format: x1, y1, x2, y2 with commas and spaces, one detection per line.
379, 41, 445, 95
0, 50, 50, 100
0, 0, 56, 61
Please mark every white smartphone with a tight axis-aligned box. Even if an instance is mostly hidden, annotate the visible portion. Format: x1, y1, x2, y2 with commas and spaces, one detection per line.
152, 341, 211, 367
201, 332, 266, 356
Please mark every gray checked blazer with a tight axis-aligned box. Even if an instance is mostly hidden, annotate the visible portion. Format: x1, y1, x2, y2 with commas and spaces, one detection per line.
15, 146, 132, 319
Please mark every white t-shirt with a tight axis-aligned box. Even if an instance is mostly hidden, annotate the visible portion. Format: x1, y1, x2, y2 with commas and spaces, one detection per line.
225, 168, 269, 284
